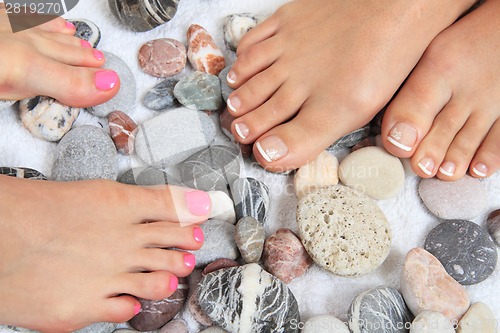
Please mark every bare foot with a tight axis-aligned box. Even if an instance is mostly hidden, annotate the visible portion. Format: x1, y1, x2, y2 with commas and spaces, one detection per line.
382, 0, 500, 180
0, 15, 119, 108
0, 176, 210, 332
225, 0, 477, 172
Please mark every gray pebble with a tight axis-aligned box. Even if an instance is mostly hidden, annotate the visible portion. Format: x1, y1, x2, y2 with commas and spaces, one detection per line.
235, 217, 265, 263
69, 19, 101, 47
174, 71, 223, 111
143, 78, 179, 111
218, 67, 234, 102
231, 177, 270, 223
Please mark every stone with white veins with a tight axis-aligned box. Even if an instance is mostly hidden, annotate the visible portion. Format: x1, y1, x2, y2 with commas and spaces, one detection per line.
235, 217, 265, 264
223, 13, 261, 51
231, 177, 270, 223
174, 71, 223, 111
410, 311, 455, 333
302, 315, 350, 333
69, 19, 101, 47
198, 264, 300, 333
208, 191, 236, 224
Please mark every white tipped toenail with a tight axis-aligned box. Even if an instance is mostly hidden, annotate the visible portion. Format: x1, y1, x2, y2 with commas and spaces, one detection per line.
256, 136, 288, 163
417, 158, 435, 176
439, 162, 456, 177
387, 136, 412, 152
387, 122, 418, 152
227, 98, 237, 113
472, 163, 488, 177
256, 142, 272, 162
234, 123, 249, 140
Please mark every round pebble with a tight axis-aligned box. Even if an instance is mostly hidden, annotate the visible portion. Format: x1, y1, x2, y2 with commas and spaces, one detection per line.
234, 216, 265, 263
208, 191, 236, 223
294, 151, 339, 198
302, 315, 350, 333
425, 220, 497, 285
418, 175, 488, 220
297, 185, 391, 277
410, 311, 455, 333
143, 78, 179, 111
339, 146, 405, 200
486, 209, 500, 246
174, 71, 223, 111
457, 302, 497, 333
138, 38, 186, 78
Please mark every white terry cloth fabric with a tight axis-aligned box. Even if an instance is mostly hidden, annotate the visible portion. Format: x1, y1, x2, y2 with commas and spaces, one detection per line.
0, 0, 498, 331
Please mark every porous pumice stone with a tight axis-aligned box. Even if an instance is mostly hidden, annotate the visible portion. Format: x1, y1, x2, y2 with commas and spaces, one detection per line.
297, 185, 392, 277
457, 302, 497, 333
339, 146, 405, 200
302, 315, 350, 333
409, 311, 455, 333
294, 150, 339, 198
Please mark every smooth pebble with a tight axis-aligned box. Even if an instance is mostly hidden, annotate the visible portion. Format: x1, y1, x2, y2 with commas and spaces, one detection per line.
143, 78, 179, 111
108, 0, 178, 32
231, 177, 270, 223
174, 71, 223, 111
234, 216, 265, 264
138, 38, 186, 78
457, 302, 497, 333
187, 24, 225, 75
410, 311, 455, 333
108, 110, 137, 155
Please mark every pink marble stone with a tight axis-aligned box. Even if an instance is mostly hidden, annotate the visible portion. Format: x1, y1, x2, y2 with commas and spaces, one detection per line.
263, 228, 313, 284
108, 110, 137, 155
187, 24, 226, 75
138, 38, 187, 78
400, 248, 470, 322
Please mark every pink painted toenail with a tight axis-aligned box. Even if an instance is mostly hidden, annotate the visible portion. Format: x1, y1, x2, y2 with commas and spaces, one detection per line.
417, 158, 435, 176
193, 227, 204, 243
133, 303, 141, 315
256, 136, 289, 163
184, 253, 196, 268
80, 40, 92, 48
65, 21, 75, 29
95, 70, 119, 91
185, 190, 211, 216
227, 70, 237, 84
472, 163, 488, 177
227, 96, 241, 113
387, 122, 418, 152
235, 123, 249, 140
93, 49, 104, 61
439, 162, 456, 177
169, 275, 178, 291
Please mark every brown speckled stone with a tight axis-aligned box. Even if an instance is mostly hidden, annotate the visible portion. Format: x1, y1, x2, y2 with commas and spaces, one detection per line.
108, 111, 137, 155
202, 258, 239, 276
187, 24, 225, 75
138, 38, 186, 78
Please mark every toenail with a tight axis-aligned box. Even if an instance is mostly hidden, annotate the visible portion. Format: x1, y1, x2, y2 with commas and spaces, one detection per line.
169, 275, 178, 291
472, 163, 488, 177
234, 123, 249, 140
80, 40, 92, 48
439, 161, 456, 177
134, 303, 141, 315
193, 227, 204, 243
93, 49, 104, 61
227, 70, 237, 84
185, 190, 211, 216
227, 96, 241, 113
256, 136, 289, 163
387, 122, 418, 152
95, 70, 119, 91
184, 253, 196, 268
417, 158, 435, 176
65, 21, 75, 29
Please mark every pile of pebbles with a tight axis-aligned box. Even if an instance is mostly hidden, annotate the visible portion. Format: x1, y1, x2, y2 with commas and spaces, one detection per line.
1, 5, 498, 333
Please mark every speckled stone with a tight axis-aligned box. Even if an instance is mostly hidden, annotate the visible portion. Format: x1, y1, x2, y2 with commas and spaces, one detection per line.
189, 219, 239, 267
410, 311, 455, 333
198, 264, 300, 333
339, 146, 405, 200
297, 185, 391, 277
158, 319, 189, 333
328, 126, 370, 150
19, 96, 80, 142
457, 302, 497, 333
135, 108, 216, 168
400, 248, 470, 321
74, 323, 116, 333
302, 315, 350, 333
174, 71, 223, 111
0, 100, 15, 109
348, 286, 413, 333
52, 126, 118, 181
218, 67, 234, 102
138, 38, 186, 78
425, 220, 497, 285
181, 145, 241, 194
129, 278, 188, 331
0, 167, 46, 180
89, 52, 136, 117
69, 19, 101, 47
143, 78, 179, 111
202, 258, 239, 275
418, 175, 488, 220
187, 24, 225, 75
263, 228, 312, 284
108, 110, 137, 155
108, 0, 179, 32
234, 217, 265, 264
118, 167, 180, 186
208, 191, 236, 224
294, 151, 339, 198
486, 209, 500, 246
223, 13, 261, 51
231, 177, 270, 223
188, 286, 214, 326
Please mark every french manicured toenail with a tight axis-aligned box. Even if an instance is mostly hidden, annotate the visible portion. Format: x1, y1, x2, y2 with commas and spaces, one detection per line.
184, 253, 196, 268
234, 123, 249, 140
169, 275, 178, 291
193, 227, 204, 243
439, 162, 456, 177
95, 70, 119, 91
227, 70, 237, 84
65, 21, 75, 29
417, 158, 435, 176
93, 49, 104, 60
387, 122, 418, 152
227, 96, 241, 113
80, 40, 92, 48
134, 303, 141, 315
185, 190, 211, 216
256, 136, 289, 163
472, 163, 488, 177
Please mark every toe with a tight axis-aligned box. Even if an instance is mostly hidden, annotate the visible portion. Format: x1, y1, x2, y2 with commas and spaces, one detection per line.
236, 13, 279, 56
135, 249, 195, 277
35, 17, 75, 34
101, 295, 141, 324
139, 222, 204, 250
470, 119, 500, 178
120, 271, 179, 301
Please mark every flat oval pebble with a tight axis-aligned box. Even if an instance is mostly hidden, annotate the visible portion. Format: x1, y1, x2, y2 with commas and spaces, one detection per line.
348, 286, 413, 333
0, 167, 46, 180
187, 24, 225, 75
198, 264, 300, 333
108, 110, 137, 155
174, 71, 223, 111
297, 185, 391, 277
181, 145, 241, 194
424, 220, 497, 285
108, 0, 178, 32
400, 247, 470, 321
457, 302, 497, 333
208, 191, 236, 224
69, 19, 101, 47
218, 67, 234, 102
263, 228, 312, 284
158, 319, 189, 333
223, 13, 261, 51
202, 258, 239, 276
19, 96, 80, 142
52, 126, 118, 181
231, 177, 270, 223
0, 99, 15, 109
138, 38, 186, 78
135, 108, 216, 167
486, 209, 500, 246
129, 278, 188, 331
143, 78, 179, 111
339, 146, 405, 200
294, 151, 339, 198
89, 52, 136, 117
418, 175, 488, 220
302, 315, 350, 333
409, 311, 454, 333
234, 216, 265, 263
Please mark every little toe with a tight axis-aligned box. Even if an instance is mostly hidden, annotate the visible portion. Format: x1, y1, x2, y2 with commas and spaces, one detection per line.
235, 12, 279, 56
470, 119, 500, 178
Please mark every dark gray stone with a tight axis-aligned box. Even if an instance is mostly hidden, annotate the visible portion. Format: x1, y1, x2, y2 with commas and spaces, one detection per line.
198, 264, 300, 333
174, 72, 223, 111
219, 67, 234, 102
143, 78, 179, 111
425, 220, 498, 285
487, 209, 500, 246
69, 19, 101, 47
0, 167, 46, 180
108, 0, 179, 32
231, 178, 270, 223
348, 286, 413, 333
327, 126, 370, 151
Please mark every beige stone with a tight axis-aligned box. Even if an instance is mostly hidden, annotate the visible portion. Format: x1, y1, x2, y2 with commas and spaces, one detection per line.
457, 302, 497, 333
294, 151, 339, 198
410, 311, 455, 333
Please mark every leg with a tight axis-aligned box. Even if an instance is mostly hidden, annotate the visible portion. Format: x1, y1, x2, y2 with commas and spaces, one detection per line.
226, 0, 476, 172
0, 176, 210, 332
382, 0, 500, 180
